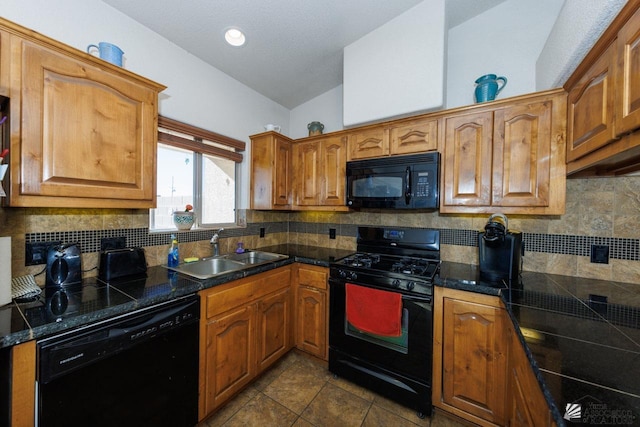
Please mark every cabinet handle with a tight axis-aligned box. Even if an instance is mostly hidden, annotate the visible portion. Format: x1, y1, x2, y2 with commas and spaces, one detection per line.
405, 167, 412, 205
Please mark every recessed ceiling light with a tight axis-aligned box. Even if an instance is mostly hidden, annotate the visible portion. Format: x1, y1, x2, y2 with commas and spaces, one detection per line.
224, 27, 246, 47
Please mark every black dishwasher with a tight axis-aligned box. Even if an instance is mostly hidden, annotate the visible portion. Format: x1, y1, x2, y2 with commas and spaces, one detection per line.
36, 295, 199, 427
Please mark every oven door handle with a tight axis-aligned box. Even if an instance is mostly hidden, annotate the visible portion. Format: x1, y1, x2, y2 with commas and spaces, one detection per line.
401, 294, 432, 304
404, 167, 412, 205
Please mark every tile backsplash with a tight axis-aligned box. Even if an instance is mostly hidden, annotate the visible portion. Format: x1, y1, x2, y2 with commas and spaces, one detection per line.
1, 176, 639, 285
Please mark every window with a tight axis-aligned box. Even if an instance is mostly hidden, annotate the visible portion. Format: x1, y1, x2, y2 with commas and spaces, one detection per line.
150, 116, 245, 231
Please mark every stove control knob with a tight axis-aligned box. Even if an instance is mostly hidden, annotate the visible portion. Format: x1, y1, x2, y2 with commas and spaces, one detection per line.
348, 271, 358, 281
406, 281, 415, 291
339, 270, 347, 279
391, 279, 401, 288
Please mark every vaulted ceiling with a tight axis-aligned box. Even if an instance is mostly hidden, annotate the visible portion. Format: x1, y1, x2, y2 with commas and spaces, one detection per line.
102, 0, 508, 109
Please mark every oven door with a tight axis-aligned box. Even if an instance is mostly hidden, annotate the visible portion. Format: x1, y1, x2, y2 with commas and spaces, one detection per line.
328, 277, 433, 415
329, 278, 432, 380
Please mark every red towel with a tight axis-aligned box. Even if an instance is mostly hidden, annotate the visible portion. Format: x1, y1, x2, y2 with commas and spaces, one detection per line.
346, 283, 402, 337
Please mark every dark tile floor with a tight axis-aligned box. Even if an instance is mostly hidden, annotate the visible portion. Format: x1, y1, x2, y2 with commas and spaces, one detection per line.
198, 350, 467, 427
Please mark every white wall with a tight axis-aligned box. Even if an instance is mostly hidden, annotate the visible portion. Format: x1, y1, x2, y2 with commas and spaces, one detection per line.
0, 0, 291, 209
536, 0, 627, 90
446, 0, 564, 109
343, 0, 445, 127
289, 85, 343, 139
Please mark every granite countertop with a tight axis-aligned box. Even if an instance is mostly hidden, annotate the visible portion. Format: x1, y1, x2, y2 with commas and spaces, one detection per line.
0, 245, 351, 349
255, 244, 354, 267
5, 246, 637, 425
438, 261, 640, 427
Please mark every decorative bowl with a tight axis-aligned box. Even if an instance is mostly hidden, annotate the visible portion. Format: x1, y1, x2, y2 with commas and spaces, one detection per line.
173, 211, 195, 230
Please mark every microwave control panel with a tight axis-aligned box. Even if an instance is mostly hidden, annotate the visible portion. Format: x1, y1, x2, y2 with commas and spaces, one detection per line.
415, 172, 432, 198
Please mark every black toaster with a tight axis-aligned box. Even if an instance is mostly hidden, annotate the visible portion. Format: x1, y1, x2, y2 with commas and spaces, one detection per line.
98, 247, 147, 282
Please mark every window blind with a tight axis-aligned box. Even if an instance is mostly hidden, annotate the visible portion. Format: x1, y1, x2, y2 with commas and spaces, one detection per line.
157, 116, 245, 163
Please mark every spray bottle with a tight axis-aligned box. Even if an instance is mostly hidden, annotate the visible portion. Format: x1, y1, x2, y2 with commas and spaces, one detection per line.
167, 234, 179, 267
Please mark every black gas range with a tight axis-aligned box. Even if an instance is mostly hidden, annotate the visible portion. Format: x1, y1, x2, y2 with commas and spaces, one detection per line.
328, 226, 440, 418
330, 226, 440, 296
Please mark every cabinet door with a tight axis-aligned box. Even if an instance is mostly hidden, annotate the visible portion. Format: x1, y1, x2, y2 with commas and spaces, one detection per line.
296, 265, 328, 360
507, 327, 553, 427
10, 341, 36, 427
202, 304, 255, 414
567, 44, 617, 161
347, 127, 388, 160
294, 141, 320, 206
274, 136, 293, 206
14, 38, 158, 207
492, 100, 552, 207
442, 111, 493, 207
296, 286, 327, 360
389, 118, 438, 155
616, 7, 640, 136
256, 287, 291, 372
442, 298, 507, 425
320, 136, 347, 206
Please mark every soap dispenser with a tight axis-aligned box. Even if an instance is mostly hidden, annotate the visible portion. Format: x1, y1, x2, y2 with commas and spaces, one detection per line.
167, 234, 179, 267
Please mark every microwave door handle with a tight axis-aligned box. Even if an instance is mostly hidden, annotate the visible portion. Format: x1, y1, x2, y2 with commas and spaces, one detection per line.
405, 167, 411, 205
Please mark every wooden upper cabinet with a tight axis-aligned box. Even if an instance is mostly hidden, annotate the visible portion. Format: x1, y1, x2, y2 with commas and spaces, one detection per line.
293, 140, 320, 206
442, 111, 494, 207
250, 132, 293, 210
441, 90, 566, 215
616, 6, 640, 136
389, 118, 438, 155
347, 117, 438, 161
320, 136, 347, 206
291, 135, 347, 209
493, 100, 553, 207
347, 127, 388, 160
2, 20, 165, 208
564, 0, 640, 176
566, 44, 617, 162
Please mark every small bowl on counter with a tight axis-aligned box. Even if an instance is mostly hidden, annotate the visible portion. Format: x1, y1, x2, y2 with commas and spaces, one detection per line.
172, 211, 195, 230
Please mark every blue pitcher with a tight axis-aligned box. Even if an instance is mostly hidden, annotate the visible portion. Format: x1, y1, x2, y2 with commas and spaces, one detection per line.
87, 42, 124, 67
474, 74, 507, 103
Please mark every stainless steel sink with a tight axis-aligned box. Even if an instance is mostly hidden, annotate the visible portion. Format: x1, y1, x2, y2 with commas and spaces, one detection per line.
224, 251, 287, 264
165, 257, 245, 279
164, 251, 288, 279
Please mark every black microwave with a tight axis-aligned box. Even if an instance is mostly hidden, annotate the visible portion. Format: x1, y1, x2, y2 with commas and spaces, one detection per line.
346, 152, 439, 209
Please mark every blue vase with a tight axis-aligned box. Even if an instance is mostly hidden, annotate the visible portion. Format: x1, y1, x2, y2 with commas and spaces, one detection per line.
474, 74, 507, 103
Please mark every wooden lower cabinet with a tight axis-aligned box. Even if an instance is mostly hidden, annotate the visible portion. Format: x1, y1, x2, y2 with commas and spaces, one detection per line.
507, 325, 556, 427
10, 341, 36, 427
433, 287, 508, 426
294, 264, 329, 360
433, 286, 556, 426
256, 286, 292, 372
202, 304, 256, 414
198, 266, 292, 420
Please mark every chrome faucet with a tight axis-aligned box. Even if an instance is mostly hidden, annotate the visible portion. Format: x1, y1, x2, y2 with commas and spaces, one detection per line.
210, 228, 224, 256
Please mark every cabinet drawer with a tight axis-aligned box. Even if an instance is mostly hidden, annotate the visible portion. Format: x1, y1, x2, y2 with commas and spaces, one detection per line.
203, 267, 291, 319
297, 265, 328, 290
348, 127, 388, 160
389, 118, 438, 155
205, 279, 259, 319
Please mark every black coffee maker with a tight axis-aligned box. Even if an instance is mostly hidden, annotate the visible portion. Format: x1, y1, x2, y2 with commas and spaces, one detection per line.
45, 243, 82, 288
478, 214, 522, 285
